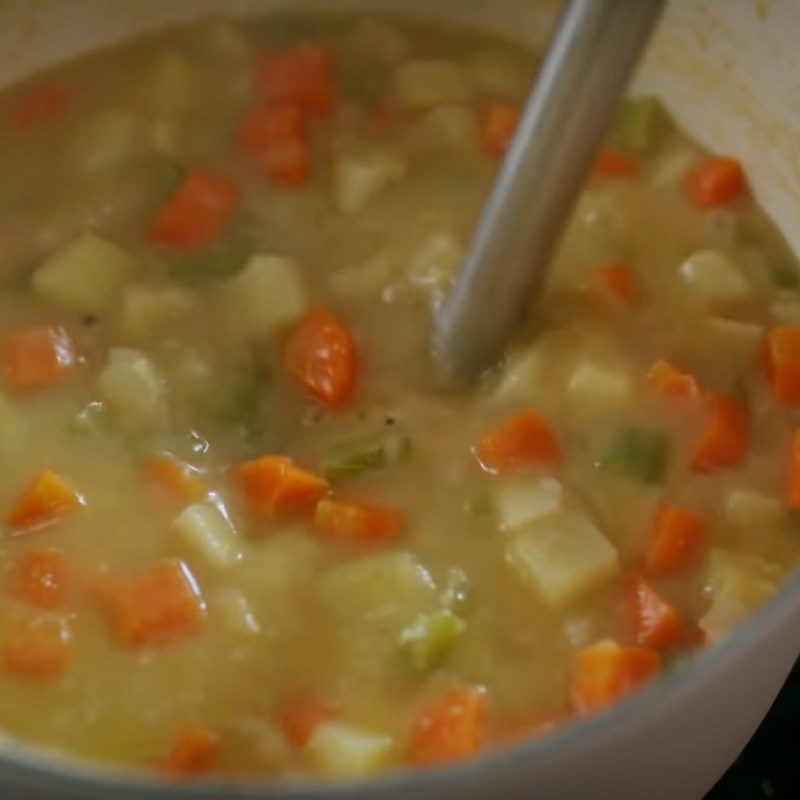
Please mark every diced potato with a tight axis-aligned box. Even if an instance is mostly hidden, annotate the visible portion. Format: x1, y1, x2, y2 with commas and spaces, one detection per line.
149, 118, 182, 157
172, 502, 242, 568
97, 347, 166, 432
567, 360, 633, 412
699, 592, 750, 645
150, 52, 197, 115
74, 110, 139, 173
679, 250, 751, 311
770, 301, 800, 325
332, 148, 407, 214
33, 232, 138, 314
319, 552, 436, 629
466, 50, 531, 98
702, 549, 783, 643
211, 588, 261, 637
412, 104, 479, 154
725, 489, 784, 531
225, 254, 308, 339
120, 284, 196, 341
492, 346, 548, 403
650, 148, 699, 187
394, 59, 473, 110
506, 510, 619, 607
494, 476, 563, 532
307, 722, 394, 778
707, 317, 763, 363
406, 232, 462, 300
350, 18, 409, 64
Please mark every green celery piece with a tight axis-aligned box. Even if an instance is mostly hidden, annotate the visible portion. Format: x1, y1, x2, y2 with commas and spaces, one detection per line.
771, 261, 800, 290
322, 432, 410, 481
399, 609, 466, 671
600, 425, 668, 483
611, 96, 663, 154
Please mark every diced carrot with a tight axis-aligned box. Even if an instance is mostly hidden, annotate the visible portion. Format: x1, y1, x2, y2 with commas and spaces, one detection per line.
237, 104, 310, 186
764, 325, 800, 404
684, 156, 745, 208
584, 261, 640, 309
476, 411, 561, 473
255, 42, 338, 118
279, 693, 339, 748
104, 561, 205, 647
150, 171, 240, 251
628, 575, 684, 648
283, 308, 359, 408
146, 457, 209, 507
1, 325, 75, 390
9, 83, 73, 129
234, 456, 328, 517
593, 148, 639, 180
646, 359, 702, 401
570, 640, 660, 715
2, 616, 72, 680
6, 470, 84, 532
690, 393, 750, 473
313, 497, 402, 547
482, 102, 520, 157
406, 687, 487, 767
9, 550, 69, 611
164, 726, 221, 776
787, 429, 800, 511
645, 503, 707, 575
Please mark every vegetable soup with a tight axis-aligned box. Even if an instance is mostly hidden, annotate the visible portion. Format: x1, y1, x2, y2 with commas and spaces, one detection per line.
0, 12, 798, 782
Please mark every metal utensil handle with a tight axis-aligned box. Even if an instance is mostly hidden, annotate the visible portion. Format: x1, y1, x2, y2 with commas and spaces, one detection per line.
434, 0, 665, 383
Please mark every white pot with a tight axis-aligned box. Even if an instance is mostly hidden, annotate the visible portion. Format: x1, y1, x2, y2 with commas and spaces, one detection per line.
1, 2, 798, 798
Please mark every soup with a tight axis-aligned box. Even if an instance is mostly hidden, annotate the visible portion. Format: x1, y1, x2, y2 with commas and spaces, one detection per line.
0, 12, 798, 782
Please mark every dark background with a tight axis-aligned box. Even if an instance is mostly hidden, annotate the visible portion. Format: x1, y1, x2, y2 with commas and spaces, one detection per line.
706, 657, 800, 799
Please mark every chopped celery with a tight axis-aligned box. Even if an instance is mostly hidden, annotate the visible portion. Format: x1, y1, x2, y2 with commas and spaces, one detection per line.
399, 609, 466, 670
771, 261, 800, 290
307, 723, 394, 778
611, 96, 663, 154
172, 502, 241, 568
599, 426, 668, 483
322, 432, 410, 481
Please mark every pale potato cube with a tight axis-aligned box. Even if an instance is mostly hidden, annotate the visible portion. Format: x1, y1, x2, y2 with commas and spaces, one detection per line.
225, 254, 308, 338
332, 148, 406, 214
679, 250, 751, 310
567, 360, 632, 412
211, 588, 261, 636
33, 232, 138, 313
74, 110, 139, 173
650, 148, 699, 187
466, 50, 531, 98
394, 60, 473, 110
97, 347, 166, 432
121, 284, 196, 340
494, 476, 563, 532
414, 104, 479, 154
700, 592, 750, 645
507, 511, 618, 606
725, 489, 784, 531
406, 232, 463, 296
350, 18, 409, 64
706, 549, 782, 609
307, 723, 394, 778
492, 345, 547, 403
707, 317, 763, 363
319, 552, 436, 628
173, 502, 242, 568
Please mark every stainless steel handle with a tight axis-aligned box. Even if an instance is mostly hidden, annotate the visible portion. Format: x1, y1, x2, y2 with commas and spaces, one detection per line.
433, 0, 665, 383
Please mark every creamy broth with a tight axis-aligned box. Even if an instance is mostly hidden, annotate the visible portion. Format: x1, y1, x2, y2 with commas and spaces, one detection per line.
0, 13, 798, 782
